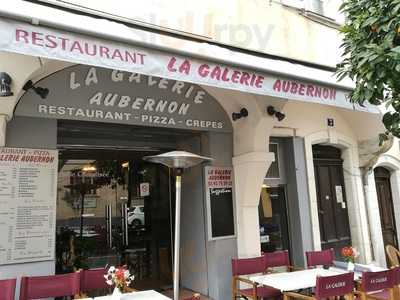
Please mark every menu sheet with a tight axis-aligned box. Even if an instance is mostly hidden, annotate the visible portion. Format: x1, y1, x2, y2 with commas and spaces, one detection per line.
0, 147, 58, 265
205, 166, 235, 240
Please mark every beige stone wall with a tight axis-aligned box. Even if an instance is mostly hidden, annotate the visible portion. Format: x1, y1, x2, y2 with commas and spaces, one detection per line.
37, 0, 344, 67
0, 52, 385, 263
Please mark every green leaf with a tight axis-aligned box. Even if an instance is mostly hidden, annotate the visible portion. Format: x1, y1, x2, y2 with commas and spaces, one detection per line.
337, 0, 400, 137
391, 46, 400, 54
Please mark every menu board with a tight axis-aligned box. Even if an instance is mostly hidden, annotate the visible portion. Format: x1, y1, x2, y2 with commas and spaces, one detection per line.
0, 147, 58, 265
205, 166, 235, 240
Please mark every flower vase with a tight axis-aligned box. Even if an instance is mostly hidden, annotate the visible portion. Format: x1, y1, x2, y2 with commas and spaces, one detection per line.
111, 287, 123, 300
347, 261, 355, 271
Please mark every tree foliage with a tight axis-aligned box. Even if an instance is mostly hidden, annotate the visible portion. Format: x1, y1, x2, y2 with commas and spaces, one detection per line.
337, 0, 400, 141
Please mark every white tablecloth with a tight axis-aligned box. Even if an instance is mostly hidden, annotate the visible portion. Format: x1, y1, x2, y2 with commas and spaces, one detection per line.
94, 290, 171, 300
249, 268, 351, 292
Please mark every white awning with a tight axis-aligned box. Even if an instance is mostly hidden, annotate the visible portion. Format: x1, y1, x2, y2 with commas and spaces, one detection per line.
0, 1, 379, 114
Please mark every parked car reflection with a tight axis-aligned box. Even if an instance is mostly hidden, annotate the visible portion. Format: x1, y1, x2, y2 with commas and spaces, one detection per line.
128, 205, 145, 227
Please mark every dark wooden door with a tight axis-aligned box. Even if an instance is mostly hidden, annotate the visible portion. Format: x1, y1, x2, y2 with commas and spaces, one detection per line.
374, 167, 398, 248
313, 145, 351, 258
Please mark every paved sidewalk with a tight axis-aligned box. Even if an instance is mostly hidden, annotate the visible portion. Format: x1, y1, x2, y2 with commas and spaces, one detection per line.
161, 289, 211, 299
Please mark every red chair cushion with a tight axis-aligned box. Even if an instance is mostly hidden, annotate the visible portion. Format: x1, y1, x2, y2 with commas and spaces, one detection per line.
264, 251, 290, 269
315, 272, 354, 298
306, 249, 334, 268
81, 268, 109, 292
0, 278, 16, 300
239, 286, 281, 298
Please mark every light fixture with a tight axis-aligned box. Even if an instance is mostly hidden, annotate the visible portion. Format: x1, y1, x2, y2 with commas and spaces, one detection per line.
0, 72, 13, 97
23, 80, 49, 99
232, 108, 248, 121
267, 105, 285, 121
143, 151, 212, 300
121, 161, 129, 168
82, 165, 96, 172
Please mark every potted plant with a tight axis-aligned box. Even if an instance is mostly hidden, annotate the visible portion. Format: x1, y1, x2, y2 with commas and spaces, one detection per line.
341, 246, 359, 271
104, 266, 135, 299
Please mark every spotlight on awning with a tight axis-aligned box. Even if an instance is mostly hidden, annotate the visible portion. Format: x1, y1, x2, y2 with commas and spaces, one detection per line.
0, 72, 13, 97
23, 80, 49, 99
232, 108, 249, 121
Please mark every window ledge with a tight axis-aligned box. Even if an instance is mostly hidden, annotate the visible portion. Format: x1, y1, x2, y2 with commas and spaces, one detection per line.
279, 1, 342, 30
299, 9, 342, 29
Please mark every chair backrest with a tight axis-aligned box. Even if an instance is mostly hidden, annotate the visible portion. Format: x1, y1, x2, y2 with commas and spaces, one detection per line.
314, 272, 354, 299
231, 256, 265, 276
0, 278, 16, 300
386, 245, 400, 267
81, 268, 109, 292
306, 249, 334, 268
20, 272, 80, 300
264, 250, 290, 269
391, 266, 400, 285
361, 269, 395, 293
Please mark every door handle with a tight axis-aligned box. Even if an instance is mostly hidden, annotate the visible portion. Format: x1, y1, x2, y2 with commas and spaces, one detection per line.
121, 204, 129, 247
318, 210, 325, 215
105, 205, 112, 249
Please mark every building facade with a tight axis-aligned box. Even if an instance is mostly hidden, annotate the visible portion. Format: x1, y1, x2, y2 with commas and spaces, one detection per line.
0, 1, 394, 300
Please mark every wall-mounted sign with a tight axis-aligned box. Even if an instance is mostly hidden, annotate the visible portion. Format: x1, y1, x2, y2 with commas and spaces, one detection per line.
205, 166, 235, 241
0, 147, 58, 265
84, 195, 98, 208
140, 182, 150, 197
0, 19, 379, 113
335, 185, 344, 204
15, 65, 232, 133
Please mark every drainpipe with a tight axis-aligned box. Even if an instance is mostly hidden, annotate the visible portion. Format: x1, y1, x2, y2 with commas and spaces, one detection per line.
359, 136, 394, 262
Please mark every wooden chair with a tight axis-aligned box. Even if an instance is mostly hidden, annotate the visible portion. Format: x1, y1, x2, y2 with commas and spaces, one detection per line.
355, 269, 395, 300
305, 249, 334, 268
0, 278, 16, 300
386, 245, 400, 267
232, 256, 281, 300
264, 250, 299, 273
283, 272, 354, 300
20, 272, 81, 300
392, 267, 400, 300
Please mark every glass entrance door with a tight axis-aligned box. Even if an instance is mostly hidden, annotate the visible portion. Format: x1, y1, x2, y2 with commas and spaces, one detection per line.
56, 154, 173, 291
123, 161, 173, 290
259, 186, 290, 253
56, 159, 127, 273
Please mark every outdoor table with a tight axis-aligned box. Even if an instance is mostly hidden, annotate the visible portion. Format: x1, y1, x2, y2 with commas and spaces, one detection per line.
249, 268, 353, 292
93, 290, 171, 300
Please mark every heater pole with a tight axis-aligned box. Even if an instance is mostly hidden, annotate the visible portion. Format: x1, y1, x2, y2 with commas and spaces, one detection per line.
142, 152, 212, 300
173, 174, 182, 300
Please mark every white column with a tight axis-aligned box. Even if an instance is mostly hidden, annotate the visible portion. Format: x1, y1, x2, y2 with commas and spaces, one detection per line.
365, 170, 386, 267
233, 151, 275, 258
390, 170, 400, 246
0, 114, 6, 147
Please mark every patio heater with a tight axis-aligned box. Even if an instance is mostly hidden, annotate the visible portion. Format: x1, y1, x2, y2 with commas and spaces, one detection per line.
143, 151, 212, 300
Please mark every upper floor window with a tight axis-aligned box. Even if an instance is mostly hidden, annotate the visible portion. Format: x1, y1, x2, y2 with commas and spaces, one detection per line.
309, 0, 324, 15
281, 0, 344, 24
